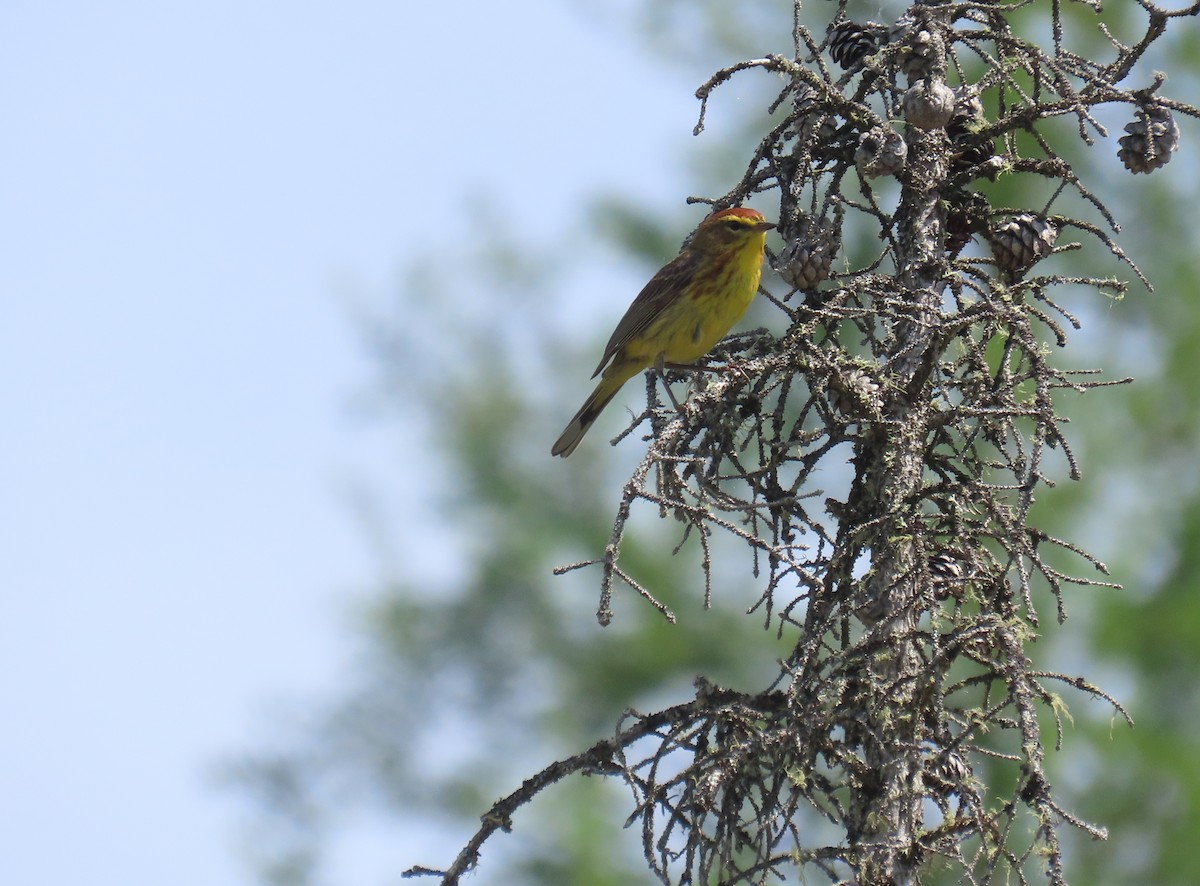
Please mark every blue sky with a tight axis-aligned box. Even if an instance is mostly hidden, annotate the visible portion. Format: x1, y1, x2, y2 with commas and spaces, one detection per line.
0, 2, 736, 882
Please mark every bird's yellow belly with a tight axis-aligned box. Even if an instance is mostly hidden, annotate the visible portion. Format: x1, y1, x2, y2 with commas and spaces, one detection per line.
643, 265, 760, 364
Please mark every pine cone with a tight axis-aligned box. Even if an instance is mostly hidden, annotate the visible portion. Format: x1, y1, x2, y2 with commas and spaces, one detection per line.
924, 750, 970, 797
990, 214, 1058, 273
856, 126, 907, 179
828, 21, 880, 71
929, 551, 965, 600
945, 192, 990, 257
947, 87, 996, 173
776, 215, 839, 291
890, 14, 940, 82
829, 367, 882, 419
792, 85, 841, 154
903, 79, 955, 130
929, 551, 963, 582
945, 221, 972, 258
1118, 104, 1180, 174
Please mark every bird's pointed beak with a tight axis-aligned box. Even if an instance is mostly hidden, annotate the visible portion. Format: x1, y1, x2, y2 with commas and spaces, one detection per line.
756, 221, 777, 232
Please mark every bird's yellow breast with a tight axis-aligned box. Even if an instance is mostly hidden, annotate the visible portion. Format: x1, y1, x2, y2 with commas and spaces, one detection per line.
625, 239, 764, 366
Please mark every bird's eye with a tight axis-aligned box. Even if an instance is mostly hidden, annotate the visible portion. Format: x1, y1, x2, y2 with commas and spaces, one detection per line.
723, 219, 744, 231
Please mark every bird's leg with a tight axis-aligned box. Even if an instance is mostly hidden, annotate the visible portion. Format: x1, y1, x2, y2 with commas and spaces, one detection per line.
653, 353, 685, 412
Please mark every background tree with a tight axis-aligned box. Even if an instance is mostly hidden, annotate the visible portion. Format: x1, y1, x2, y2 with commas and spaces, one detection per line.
229, 1, 1200, 884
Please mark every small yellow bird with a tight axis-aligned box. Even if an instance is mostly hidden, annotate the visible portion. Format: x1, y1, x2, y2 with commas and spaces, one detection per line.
552, 206, 775, 457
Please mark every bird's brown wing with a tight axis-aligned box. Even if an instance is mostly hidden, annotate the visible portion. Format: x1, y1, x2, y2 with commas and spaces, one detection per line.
591, 249, 699, 378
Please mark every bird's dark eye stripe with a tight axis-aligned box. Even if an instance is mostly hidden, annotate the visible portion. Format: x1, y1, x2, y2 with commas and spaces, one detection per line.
724, 219, 745, 230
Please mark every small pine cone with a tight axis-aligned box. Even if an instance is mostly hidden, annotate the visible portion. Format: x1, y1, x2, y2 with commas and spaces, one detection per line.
890, 14, 940, 82
944, 193, 989, 257
951, 136, 998, 174
829, 367, 881, 418
990, 214, 1058, 272
947, 87, 996, 173
856, 126, 907, 179
929, 551, 963, 582
950, 135, 996, 172
793, 92, 839, 152
929, 551, 965, 600
808, 115, 848, 164
903, 79, 955, 130
776, 215, 839, 291
791, 83, 821, 142
925, 750, 970, 797
1118, 104, 1180, 174
828, 21, 880, 70
952, 85, 985, 122
945, 222, 972, 258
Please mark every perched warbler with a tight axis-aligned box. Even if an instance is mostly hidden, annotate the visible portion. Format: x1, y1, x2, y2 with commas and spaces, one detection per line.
552, 206, 775, 457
